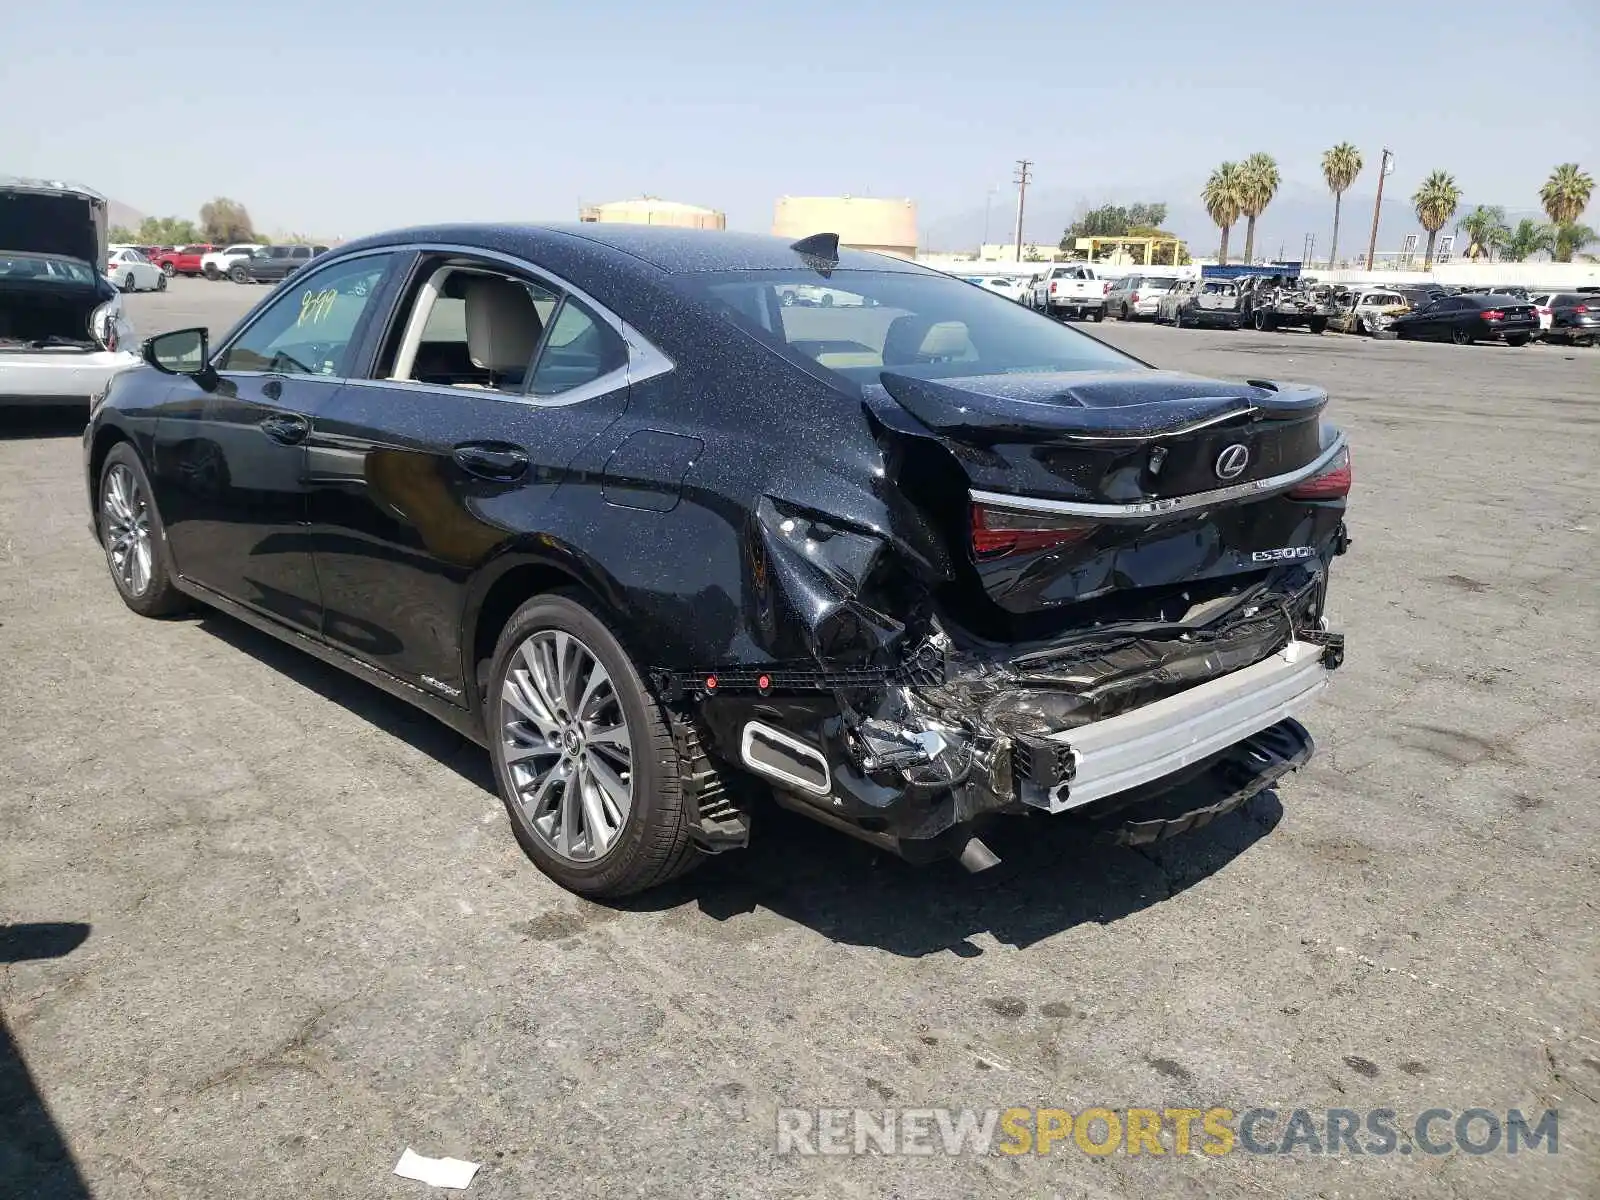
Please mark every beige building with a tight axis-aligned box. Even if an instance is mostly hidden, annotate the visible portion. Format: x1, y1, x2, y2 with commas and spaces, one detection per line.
578, 197, 726, 230
772, 196, 917, 258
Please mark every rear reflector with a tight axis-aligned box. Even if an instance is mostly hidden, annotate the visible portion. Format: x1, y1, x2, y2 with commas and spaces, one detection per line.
971, 503, 1096, 557
1287, 445, 1351, 501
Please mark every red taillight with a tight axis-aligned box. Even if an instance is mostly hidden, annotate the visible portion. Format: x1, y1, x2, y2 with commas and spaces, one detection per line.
1537, 307, 1552, 315
1049, 281, 1058, 294
1576, 304, 1589, 313
971, 503, 1096, 558
1130, 292, 1140, 304
1102, 282, 1111, 294
1482, 309, 1505, 321
1288, 446, 1351, 501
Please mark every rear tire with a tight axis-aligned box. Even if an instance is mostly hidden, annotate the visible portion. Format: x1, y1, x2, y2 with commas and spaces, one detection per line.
160, 261, 175, 277
203, 264, 219, 280
122, 274, 136, 292
1090, 307, 1104, 323
97, 444, 188, 618
1309, 316, 1327, 335
488, 593, 700, 898
1506, 333, 1529, 347
156, 272, 167, 292
1173, 307, 1184, 329
1451, 325, 1473, 346
229, 265, 248, 283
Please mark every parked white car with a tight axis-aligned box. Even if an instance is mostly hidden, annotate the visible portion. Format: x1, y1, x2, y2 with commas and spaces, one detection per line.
2, 178, 140, 407
200, 242, 265, 280
1529, 293, 1555, 336
105, 247, 167, 293
1105, 273, 1179, 321
962, 274, 1030, 303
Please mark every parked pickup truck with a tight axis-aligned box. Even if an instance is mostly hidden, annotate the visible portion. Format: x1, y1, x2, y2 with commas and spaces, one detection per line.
1031, 264, 1108, 321
200, 243, 264, 280
150, 244, 215, 277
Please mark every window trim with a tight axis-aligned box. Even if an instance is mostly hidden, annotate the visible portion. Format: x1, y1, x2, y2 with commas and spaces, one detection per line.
329, 241, 674, 409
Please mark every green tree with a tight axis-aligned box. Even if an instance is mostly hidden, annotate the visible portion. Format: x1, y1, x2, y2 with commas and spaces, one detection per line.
1320, 143, 1363, 267
108, 225, 138, 244
1539, 163, 1594, 262
1456, 205, 1509, 261
1126, 202, 1167, 228
134, 215, 200, 245
1554, 222, 1597, 262
1238, 152, 1280, 264
1412, 170, 1462, 268
1501, 219, 1556, 262
1202, 162, 1244, 265
199, 197, 255, 243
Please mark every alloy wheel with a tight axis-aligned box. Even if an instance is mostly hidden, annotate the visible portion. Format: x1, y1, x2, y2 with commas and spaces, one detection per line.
499, 630, 634, 863
102, 464, 153, 596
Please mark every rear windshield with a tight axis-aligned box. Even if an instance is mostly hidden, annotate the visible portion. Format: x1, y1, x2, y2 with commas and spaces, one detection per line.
685, 269, 1138, 389
1143, 277, 1178, 288
0, 254, 98, 284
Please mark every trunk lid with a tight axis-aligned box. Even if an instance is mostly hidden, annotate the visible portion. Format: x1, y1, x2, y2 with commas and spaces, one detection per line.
0, 178, 108, 267
867, 369, 1347, 626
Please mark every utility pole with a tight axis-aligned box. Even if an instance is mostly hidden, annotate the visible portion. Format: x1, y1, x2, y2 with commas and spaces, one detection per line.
1366, 148, 1394, 271
1013, 159, 1032, 263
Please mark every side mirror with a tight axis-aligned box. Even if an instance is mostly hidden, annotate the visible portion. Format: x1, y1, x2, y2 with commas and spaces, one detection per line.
144, 327, 218, 389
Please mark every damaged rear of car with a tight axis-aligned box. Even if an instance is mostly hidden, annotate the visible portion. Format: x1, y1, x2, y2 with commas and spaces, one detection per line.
654, 242, 1349, 875
1, 177, 138, 406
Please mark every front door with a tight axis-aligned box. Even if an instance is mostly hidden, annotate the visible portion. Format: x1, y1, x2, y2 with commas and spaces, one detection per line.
303, 257, 633, 698
148, 251, 399, 632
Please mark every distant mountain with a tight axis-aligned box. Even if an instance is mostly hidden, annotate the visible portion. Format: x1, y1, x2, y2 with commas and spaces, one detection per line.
924, 181, 1548, 264
107, 199, 146, 231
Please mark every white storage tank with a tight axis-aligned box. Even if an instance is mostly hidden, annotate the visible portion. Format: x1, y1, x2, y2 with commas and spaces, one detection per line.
578, 197, 726, 231
772, 196, 917, 258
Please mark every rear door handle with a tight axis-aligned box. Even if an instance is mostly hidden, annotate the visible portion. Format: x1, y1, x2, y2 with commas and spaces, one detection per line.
453, 442, 530, 482
260, 413, 309, 445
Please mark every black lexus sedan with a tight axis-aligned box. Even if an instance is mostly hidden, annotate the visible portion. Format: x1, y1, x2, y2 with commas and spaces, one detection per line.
1388, 292, 1538, 346
84, 224, 1350, 897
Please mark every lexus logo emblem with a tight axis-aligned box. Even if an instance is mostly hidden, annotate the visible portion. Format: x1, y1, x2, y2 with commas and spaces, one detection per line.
1215, 444, 1250, 480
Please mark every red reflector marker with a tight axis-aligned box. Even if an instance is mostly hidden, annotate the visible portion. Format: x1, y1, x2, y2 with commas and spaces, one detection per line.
704, 674, 718, 693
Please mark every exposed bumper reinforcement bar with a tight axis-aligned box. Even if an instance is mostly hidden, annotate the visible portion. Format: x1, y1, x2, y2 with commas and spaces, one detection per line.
1023, 638, 1331, 813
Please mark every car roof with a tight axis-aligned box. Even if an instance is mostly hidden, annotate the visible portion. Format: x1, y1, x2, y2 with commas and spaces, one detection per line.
330, 223, 933, 278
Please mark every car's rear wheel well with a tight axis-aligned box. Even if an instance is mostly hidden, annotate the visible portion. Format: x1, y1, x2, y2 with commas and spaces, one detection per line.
470, 563, 615, 700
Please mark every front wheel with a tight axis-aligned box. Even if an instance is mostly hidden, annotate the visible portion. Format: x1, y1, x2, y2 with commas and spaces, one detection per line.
160, 261, 176, 277
1451, 325, 1473, 346
489, 594, 700, 898
156, 272, 167, 292
98, 445, 188, 618
122, 274, 136, 292
229, 265, 248, 283
1309, 316, 1327, 335
203, 265, 219, 280
1090, 307, 1104, 323
1506, 333, 1530, 347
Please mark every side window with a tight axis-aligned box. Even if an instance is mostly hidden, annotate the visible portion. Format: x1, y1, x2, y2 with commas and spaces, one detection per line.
291, 246, 312, 260
216, 253, 395, 377
529, 299, 627, 397
390, 266, 560, 391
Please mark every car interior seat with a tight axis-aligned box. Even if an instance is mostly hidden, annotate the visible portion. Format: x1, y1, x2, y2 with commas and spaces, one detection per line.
462, 275, 545, 389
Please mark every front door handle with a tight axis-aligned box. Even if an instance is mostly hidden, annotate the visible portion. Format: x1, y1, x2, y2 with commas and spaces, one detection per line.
453, 442, 530, 482
260, 413, 309, 445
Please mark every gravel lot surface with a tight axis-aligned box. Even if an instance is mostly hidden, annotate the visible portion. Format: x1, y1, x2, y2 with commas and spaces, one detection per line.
3, 278, 1597, 1198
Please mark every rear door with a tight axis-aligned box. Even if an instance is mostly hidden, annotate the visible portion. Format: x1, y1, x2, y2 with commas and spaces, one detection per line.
149, 251, 401, 631
301, 252, 634, 697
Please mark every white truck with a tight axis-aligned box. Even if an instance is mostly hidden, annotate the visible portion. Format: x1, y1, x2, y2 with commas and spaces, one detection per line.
1030, 264, 1109, 321
200, 243, 264, 280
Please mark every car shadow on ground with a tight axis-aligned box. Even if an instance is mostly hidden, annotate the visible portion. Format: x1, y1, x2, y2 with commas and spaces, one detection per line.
193, 613, 495, 792
1, 922, 94, 1199
190, 608, 1284, 957
627, 793, 1283, 957
0, 408, 87, 441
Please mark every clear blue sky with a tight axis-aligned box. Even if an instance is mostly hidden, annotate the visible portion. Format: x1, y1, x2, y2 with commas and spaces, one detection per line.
3, 0, 1595, 245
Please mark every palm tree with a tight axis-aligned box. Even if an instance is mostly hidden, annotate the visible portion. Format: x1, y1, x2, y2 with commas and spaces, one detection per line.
1554, 222, 1597, 262
1542, 164, 1595, 262
1320, 143, 1363, 267
1456, 205, 1509, 261
1202, 162, 1244, 265
1238, 153, 1280, 264
1502, 219, 1556, 262
1540, 163, 1594, 226
1412, 171, 1462, 268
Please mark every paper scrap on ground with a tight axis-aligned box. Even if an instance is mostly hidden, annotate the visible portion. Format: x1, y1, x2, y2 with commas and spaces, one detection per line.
393, 1147, 481, 1190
